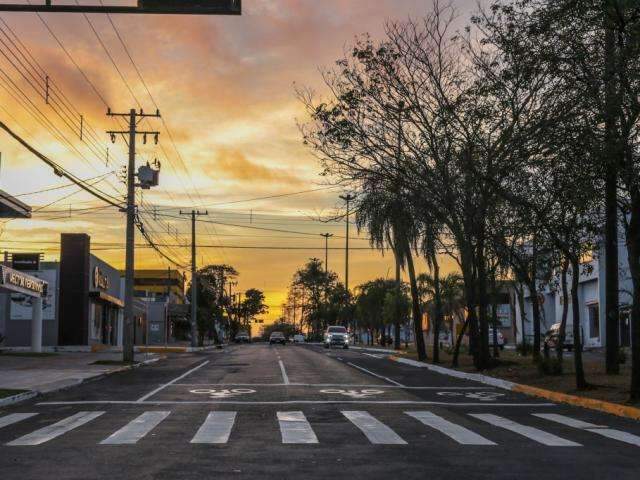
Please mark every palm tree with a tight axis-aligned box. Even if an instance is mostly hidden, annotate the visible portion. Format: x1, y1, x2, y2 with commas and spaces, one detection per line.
355, 184, 427, 360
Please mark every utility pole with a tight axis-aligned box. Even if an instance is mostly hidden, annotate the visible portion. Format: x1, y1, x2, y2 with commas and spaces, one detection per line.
320, 233, 333, 273
107, 108, 160, 363
180, 209, 209, 347
165, 266, 171, 347
339, 193, 356, 342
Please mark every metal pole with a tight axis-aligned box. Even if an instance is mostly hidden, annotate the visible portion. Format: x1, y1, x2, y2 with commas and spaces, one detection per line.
339, 194, 355, 341
165, 266, 170, 347
123, 109, 136, 363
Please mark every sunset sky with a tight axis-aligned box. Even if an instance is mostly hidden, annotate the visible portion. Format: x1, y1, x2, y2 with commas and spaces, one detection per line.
0, 0, 479, 322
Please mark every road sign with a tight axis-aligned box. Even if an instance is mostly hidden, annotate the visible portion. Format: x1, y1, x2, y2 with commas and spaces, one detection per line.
0, 0, 242, 15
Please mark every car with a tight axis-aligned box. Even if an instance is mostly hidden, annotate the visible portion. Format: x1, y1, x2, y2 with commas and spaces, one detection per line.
324, 325, 349, 349
292, 334, 305, 343
234, 331, 250, 343
544, 323, 579, 351
488, 328, 506, 350
269, 331, 286, 345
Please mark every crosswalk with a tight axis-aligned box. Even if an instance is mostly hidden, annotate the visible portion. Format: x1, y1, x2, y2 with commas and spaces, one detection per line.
1, 410, 639, 448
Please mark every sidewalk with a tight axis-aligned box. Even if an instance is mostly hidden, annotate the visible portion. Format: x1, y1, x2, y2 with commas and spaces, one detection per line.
0, 351, 158, 396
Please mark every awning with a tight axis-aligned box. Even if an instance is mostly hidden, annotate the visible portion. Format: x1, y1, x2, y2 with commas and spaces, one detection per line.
0, 189, 31, 218
89, 290, 124, 308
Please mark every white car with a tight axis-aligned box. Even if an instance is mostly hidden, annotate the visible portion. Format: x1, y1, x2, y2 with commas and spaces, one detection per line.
324, 326, 349, 349
292, 334, 305, 343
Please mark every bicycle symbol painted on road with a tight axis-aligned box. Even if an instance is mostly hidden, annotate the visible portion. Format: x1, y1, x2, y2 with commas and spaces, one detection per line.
437, 391, 506, 401
319, 389, 385, 399
189, 388, 256, 399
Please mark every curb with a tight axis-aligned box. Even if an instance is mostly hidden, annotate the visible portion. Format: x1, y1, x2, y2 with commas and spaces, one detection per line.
0, 356, 163, 408
388, 356, 640, 421
350, 346, 405, 355
0, 390, 38, 407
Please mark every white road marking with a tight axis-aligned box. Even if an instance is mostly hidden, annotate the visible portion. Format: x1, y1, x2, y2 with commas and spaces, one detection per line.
39, 400, 554, 406
172, 383, 493, 390
361, 353, 384, 359
0, 413, 38, 429
191, 411, 237, 444
277, 411, 318, 444
100, 411, 171, 445
406, 411, 495, 445
137, 360, 210, 402
279, 360, 290, 385
470, 414, 581, 447
347, 362, 405, 387
342, 411, 406, 445
533, 413, 640, 447
7, 411, 105, 446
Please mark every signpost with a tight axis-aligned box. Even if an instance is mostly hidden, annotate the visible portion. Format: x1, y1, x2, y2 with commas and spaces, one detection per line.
0, 0, 242, 14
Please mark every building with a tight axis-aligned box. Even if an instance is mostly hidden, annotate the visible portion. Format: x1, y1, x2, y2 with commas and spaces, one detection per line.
0, 233, 131, 349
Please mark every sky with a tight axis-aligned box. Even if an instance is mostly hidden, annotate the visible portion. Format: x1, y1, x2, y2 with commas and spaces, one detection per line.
0, 0, 480, 322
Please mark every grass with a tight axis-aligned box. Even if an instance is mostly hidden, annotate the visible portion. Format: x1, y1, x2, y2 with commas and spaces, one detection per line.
0, 388, 28, 399
397, 344, 638, 407
0, 351, 58, 357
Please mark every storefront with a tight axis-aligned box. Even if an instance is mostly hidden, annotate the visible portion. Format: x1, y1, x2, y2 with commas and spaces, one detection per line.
58, 233, 124, 347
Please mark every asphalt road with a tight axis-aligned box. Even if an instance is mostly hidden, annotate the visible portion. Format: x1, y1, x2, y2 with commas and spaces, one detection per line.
1, 343, 640, 479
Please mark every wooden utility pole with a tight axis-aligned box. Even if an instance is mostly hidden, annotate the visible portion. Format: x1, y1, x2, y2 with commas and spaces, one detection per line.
180, 209, 209, 347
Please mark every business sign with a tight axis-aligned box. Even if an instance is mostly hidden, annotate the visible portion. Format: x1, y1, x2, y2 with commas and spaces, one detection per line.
1, 266, 47, 297
93, 266, 111, 291
11, 253, 41, 271
9, 269, 56, 320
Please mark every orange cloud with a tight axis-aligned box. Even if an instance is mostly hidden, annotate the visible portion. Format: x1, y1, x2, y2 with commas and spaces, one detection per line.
213, 148, 304, 185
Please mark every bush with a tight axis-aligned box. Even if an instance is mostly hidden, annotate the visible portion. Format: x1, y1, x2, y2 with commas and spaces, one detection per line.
516, 342, 530, 356
618, 348, 627, 365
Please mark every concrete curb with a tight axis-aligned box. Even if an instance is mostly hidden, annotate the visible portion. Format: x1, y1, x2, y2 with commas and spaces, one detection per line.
350, 346, 404, 355
389, 356, 640, 421
0, 390, 38, 407
0, 356, 162, 408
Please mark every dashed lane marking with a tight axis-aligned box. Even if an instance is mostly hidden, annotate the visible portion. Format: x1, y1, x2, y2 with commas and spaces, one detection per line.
342, 411, 407, 445
470, 414, 581, 447
533, 413, 640, 447
100, 411, 171, 445
7, 411, 105, 446
406, 411, 496, 445
277, 411, 318, 444
279, 360, 290, 385
191, 411, 237, 444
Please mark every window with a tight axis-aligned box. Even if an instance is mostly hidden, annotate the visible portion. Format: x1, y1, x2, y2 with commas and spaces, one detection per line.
587, 304, 599, 339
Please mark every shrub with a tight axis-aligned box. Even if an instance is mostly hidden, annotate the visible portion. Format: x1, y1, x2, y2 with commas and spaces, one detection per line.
536, 356, 563, 376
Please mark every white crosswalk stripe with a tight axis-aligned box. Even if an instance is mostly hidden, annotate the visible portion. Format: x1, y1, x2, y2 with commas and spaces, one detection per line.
191, 411, 237, 444
277, 411, 318, 444
406, 411, 495, 445
6, 411, 105, 446
470, 414, 581, 447
342, 411, 407, 445
100, 411, 170, 445
533, 413, 640, 447
0, 413, 38, 429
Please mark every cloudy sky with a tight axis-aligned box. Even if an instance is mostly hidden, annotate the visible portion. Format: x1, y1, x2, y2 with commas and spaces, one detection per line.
0, 0, 480, 321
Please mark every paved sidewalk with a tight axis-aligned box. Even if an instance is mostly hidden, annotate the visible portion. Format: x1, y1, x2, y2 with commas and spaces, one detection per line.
0, 351, 157, 394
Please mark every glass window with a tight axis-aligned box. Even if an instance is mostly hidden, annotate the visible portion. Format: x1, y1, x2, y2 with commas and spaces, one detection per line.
588, 304, 599, 339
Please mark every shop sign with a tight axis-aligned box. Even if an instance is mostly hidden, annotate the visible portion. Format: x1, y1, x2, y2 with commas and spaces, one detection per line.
11, 253, 41, 271
93, 266, 111, 291
1, 266, 47, 297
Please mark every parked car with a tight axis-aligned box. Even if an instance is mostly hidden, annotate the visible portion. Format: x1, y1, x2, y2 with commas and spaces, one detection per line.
488, 328, 506, 350
292, 334, 305, 343
324, 325, 349, 349
544, 323, 579, 351
234, 331, 250, 343
269, 331, 287, 345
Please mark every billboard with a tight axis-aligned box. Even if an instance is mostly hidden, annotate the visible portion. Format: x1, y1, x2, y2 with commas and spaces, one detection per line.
10, 269, 57, 320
